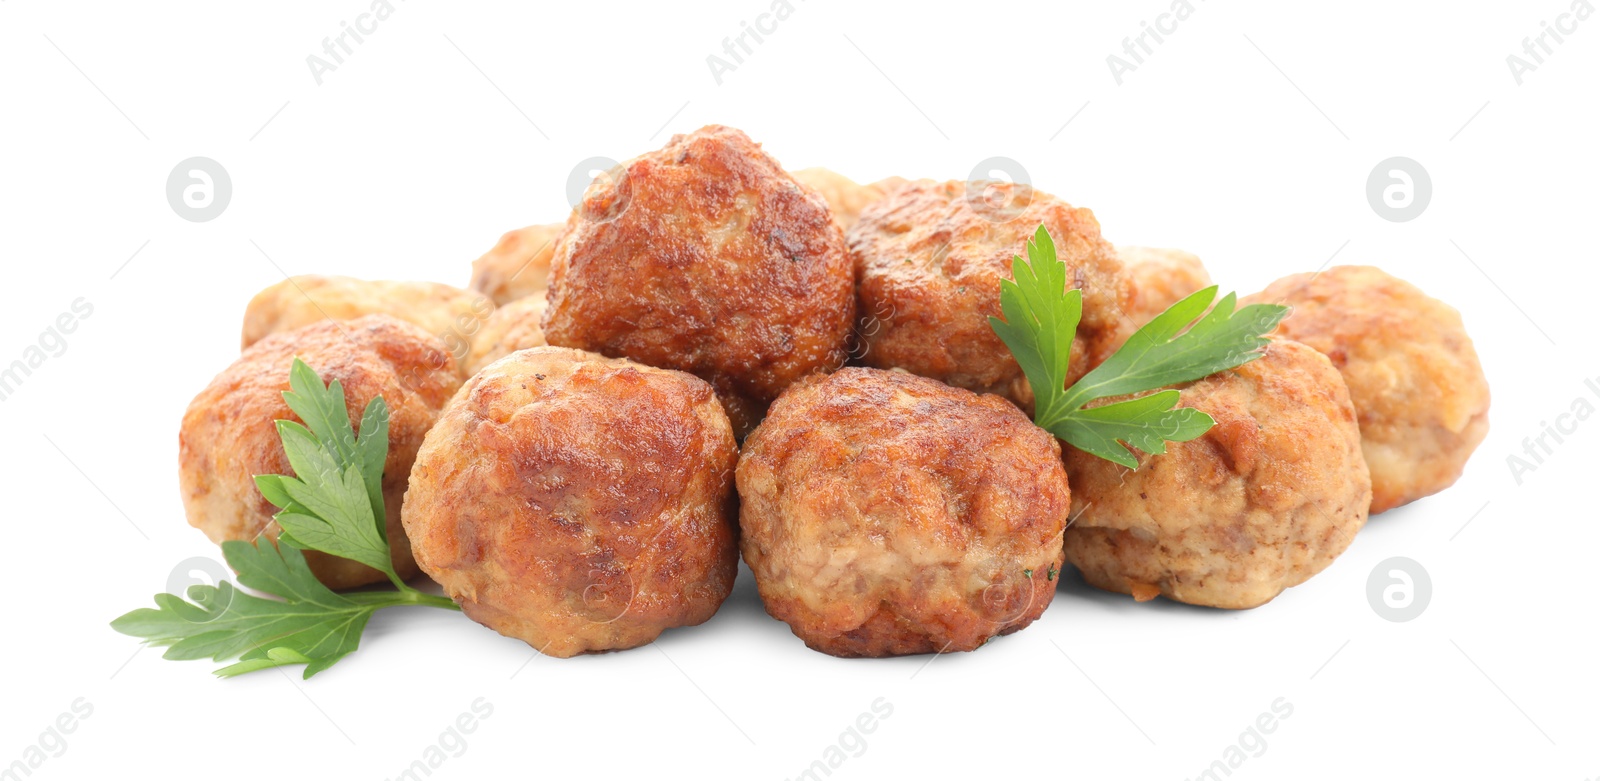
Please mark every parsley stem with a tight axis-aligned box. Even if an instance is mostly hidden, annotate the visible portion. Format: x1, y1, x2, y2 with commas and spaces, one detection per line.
343, 588, 461, 611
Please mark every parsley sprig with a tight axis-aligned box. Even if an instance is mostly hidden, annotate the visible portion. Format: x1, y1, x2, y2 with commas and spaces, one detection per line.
112, 359, 458, 678
989, 226, 1288, 468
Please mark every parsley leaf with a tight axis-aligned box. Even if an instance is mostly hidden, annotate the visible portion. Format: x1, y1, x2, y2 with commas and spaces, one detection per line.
112, 358, 457, 678
989, 225, 1288, 468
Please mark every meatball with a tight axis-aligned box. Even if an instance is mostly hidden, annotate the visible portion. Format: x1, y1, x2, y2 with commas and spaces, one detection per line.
848, 180, 1134, 410
180, 315, 460, 589
738, 368, 1070, 657
1242, 266, 1490, 513
1063, 339, 1370, 609
402, 347, 739, 657
542, 125, 855, 434
463, 293, 547, 376
1118, 246, 1212, 327
468, 223, 565, 306
790, 167, 910, 228
242, 275, 490, 377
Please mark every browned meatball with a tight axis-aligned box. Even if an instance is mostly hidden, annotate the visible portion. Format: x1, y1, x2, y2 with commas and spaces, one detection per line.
542, 125, 855, 433
242, 276, 487, 354
1064, 339, 1370, 609
848, 180, 1134, 410
1118, 246, 1212, 327
180, 315, 460, 589
738, 368, 1070, 657
463, 293, 547, 376
1243, 266, 1490, 513
402, 347, 739, 657
468, 223, 565, 306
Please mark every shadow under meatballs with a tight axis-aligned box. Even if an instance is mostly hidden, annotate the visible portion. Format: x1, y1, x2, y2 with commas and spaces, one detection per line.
1051, 563, 1249, 619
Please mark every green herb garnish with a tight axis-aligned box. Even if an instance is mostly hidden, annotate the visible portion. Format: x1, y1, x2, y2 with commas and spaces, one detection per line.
111, 359, 458, 678
990, 225, 1288, 468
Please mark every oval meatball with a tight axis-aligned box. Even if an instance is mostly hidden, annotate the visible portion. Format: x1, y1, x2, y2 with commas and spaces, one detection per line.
463, 293, 547, 377
242, 275, 490, 377
848, 180, 1134, 410
542, 125, 855, 432
468, 223, 565, 306
1063, 339, 1371, 609
180, 315, 460, 589
1118, 246, 1212, 327
790, 167, 910, 229
1242, 266, 1490, 513
738, 368, 1070, 657
402, 347, 739, 657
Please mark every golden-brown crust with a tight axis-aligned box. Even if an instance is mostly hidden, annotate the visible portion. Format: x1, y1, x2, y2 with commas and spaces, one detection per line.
179, 315, 461, 589
241, 275, 492, 379
468, 223, 566, 306
464, 293, 548, 377
737, 368, 1070, 657
1063, 339, 1371, 609
542, 125, 856, 426
1242, 266, 1490, 513
847, 180, 1134, 410
1118, 246, 1212, 328
402, 347, 739, 657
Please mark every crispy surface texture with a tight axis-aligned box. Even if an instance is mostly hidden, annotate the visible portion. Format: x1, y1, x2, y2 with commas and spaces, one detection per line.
464, 293, 547, 377
1064, 339, 1371, 609
468, 223, 566, 306
542, 125, 855, 430
1118, 246, 1212, 328
402, 347, 739, 658
847, 180, 1134, 410
790, 167, 909, 229
1243, 266, 1490, 513
241, 275, 491, 377
180, 315, 461, 589
737, 368, 1070, 657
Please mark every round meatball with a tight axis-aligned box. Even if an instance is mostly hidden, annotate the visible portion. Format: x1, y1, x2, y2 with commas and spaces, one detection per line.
402, 347, 739, 657
790, 167, 910, 228
1118, 246, 1212, 327
542, 125, 855, 432
848, 180, 1134, 410
1242, 266, 1490, 513
1063, 339, 1371, 609
464, 293, 547, 376
738, 368, 1071, 657
180, 315, 460, 589
242, 275, 490, 378
468, 223, 565, 306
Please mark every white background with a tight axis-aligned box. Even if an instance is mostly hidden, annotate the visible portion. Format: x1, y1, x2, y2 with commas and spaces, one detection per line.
2, 1, 1596, 778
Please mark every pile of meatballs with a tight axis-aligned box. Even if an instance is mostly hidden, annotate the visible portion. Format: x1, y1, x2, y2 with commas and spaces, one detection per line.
179, 125, 1490, 658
